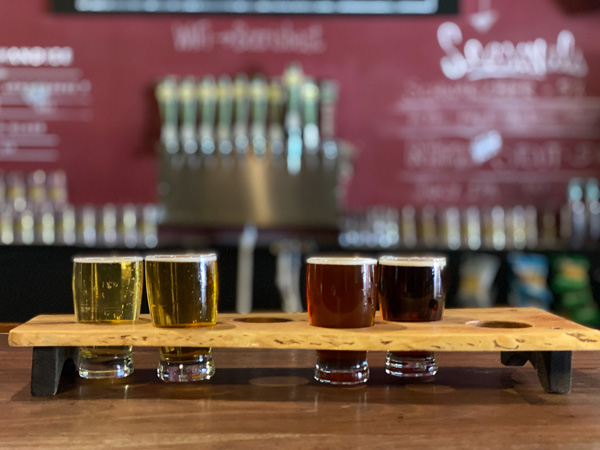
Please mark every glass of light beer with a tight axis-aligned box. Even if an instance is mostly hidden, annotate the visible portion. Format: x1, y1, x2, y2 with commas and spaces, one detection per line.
306, 256, 377, 385
378, 256, 447, 377
72, 256, 144, 379
145, 253, 218, 382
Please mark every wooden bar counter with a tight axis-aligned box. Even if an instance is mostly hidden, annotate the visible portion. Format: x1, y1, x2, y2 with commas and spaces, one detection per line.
2, 330, 600, 449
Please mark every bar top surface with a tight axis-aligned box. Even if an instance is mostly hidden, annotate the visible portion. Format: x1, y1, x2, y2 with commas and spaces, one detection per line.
2, 338, 600, 449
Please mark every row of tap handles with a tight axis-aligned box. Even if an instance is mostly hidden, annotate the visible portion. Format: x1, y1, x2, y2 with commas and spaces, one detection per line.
155, 63, 340, 174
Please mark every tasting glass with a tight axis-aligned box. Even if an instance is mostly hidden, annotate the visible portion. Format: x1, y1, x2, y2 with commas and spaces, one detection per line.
145, 253, 218, 382
306, 256, 377, 385
72, 255, 143, 379
378, 256, 447, 377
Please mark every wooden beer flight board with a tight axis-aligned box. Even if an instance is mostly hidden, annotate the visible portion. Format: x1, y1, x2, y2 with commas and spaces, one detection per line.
9, 308, 600, 351
8, 308, 600, 396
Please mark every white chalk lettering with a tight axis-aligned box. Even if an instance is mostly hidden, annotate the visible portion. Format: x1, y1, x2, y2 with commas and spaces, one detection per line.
0, 46, 73, 67
438, 22, 588, 80
172, 20, 326, 54
172, 20, 214, 51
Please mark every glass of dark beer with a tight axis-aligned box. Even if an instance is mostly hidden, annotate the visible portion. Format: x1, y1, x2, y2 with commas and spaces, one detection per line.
145, 253, 218, 382
378, 256, 447, 377
306, 256, 377, 385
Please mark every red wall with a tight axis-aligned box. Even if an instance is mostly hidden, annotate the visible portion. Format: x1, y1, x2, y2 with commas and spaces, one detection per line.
1, 0, 599, 210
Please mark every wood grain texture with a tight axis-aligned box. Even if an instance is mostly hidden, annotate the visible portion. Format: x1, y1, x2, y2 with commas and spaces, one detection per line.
2, 337, 600, 449
8, 308, 600, 352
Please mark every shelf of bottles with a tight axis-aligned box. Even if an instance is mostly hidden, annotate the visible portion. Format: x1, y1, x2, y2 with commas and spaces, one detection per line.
339, 178, 600, 253
0, 170, 158, 248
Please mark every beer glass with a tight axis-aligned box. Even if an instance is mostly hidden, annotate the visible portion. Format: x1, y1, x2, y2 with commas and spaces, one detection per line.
145, 254, 218, 382
306, 256, 377, 385
72, 256, 143, 379
378, 256, 447, 377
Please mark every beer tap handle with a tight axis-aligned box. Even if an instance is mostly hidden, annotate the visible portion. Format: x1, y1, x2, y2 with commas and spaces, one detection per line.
233, 74, 250, 155
178, 77, 198, 155
217, 75, 234, 156
319, 80, 339, 162
283, 62, 304, 129
155, 76, 179, 156
301, 78, 320, 155
285, 123, 302, 175
178, 77, 198, 156
250, 75, 268, 157
268, 79, 285, 157
198, 76, 217, 156
283, 62, 304, 175
319, 79, 338, 140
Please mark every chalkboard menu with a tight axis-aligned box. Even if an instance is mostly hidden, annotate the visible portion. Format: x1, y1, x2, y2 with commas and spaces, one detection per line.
52, 0, 458, 15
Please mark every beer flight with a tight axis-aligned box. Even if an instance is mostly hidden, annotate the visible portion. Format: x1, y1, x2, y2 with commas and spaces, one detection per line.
72, 253, 446, 385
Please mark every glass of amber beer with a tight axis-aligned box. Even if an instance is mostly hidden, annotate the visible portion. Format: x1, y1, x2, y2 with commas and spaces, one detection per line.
378, 256, 447, 377
306, 256, 377, 385
145, 253, 218, 382
72, 256, 144, 379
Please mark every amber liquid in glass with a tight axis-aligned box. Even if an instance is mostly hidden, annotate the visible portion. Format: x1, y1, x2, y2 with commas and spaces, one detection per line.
306, 258, 376, 385
145, 254, 218, 382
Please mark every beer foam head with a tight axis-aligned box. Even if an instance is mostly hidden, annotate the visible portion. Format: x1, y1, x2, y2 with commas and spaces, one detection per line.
306, 256, 377, 265
73, 255, 143, 263
145, 253, 217, 263
378, 256, 446, 267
